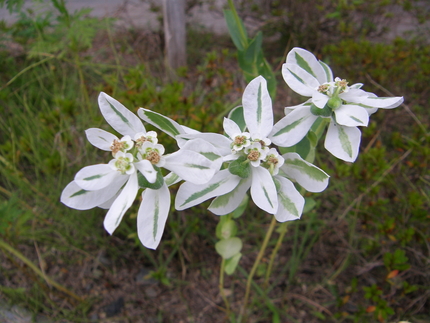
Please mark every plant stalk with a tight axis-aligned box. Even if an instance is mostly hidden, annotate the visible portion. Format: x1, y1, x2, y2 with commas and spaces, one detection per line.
239, 216, 277, 322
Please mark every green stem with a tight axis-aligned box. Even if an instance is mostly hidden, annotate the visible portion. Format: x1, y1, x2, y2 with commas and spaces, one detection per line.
0, 239, 83, 302
219, 258, 231, 314
239, 216, 277, 322
264, 222, 288, 289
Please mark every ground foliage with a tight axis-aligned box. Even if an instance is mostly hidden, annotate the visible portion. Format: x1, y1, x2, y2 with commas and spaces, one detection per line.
0, 1, 429, 322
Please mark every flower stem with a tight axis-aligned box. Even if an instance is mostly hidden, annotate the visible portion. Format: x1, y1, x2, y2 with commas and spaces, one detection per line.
264, 222, 288, 289
239, 216, 277, 322
219, 258, 231, 315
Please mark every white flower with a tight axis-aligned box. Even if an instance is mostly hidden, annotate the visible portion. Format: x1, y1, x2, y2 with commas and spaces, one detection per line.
270, 47, 404, 162
174, 76, 330, 222
61, 92, 222, 250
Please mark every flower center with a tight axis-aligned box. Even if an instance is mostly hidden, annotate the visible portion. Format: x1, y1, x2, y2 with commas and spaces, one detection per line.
146, 150, 161, 165
111, 139, 125, 155
135, 136, 147, 148
234, 136, 246, 145
247, 150, 260, 161
115, 156, 133, 174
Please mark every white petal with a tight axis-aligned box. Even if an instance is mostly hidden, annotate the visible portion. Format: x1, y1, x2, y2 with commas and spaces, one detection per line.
270, 105, 318, 147
103, 172, 139, 234
358, 96, 404, 109
75, 164, 120, 191
85, 128, 117, 151
242, 76, 274, 138
282, 63, 320, 97
181, 125, 200, 134
163, 150, 217, 184
334, 104, 369, 127
312, 91, 329, 109
137, 183, 170, 250
250, 167, 278, 214
281, 152, 329, 192
134, 159, 157, 183
176, 133, 232, 156
274, 176, 304, 222
137, 108, 185, 138
175, 169, 241, 210
325, 122, 361, 162
61, 176, 127, 210
179, 138, 223, 171
208, 177, 251, 215
98, 92, 145, 137
339, 88, 369, 103
223, 117, 241, 139
286, 47, 329, 85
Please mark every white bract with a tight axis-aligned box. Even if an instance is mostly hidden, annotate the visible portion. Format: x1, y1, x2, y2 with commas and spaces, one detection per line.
271, 47, 404, 162
61, 92, 221, 249
174, 76, 330, 222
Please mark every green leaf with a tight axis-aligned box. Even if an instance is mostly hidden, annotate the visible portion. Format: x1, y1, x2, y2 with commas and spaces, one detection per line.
231, 194, 249, 219
228, 106, 246, 132
310, 103, 332, 117
303, 198, 316, 213
216, 217, 238, 240
215, 237, 242, 259
225, 253, 242, 275
138, 167, 164, 190
224, 9, 248, 51
228, 156, 251, 178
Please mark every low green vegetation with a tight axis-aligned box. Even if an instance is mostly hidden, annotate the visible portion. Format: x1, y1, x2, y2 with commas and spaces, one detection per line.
0, 0, 428, 322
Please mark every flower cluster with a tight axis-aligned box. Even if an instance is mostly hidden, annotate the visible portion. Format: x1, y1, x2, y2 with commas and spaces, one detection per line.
271, 47, 404, 162
61, 47, 403, 250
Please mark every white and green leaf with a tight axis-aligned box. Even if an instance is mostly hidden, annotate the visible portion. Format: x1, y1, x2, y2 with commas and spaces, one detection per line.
164, 149, 217, 185
242, 76, 273, 138
103, 172, 139, 234
175, 169, 241, 210
334, 105, 369, 127
273, 176, 304, 222
286, 47, 329, 85
137, 183, 170, 250
98, 92, 145, 137
208, 177, 251, 215
270, 105, 318, 147
137, 108, 185, 138
215, 237, 243, 259
282, 63, 320, 97
75, 164, 119, 191
176, 133, 232, 156
281, 152, 329, 193
324, 122, 361, 162
250, 166, 278, 214
85, 128, 117, 151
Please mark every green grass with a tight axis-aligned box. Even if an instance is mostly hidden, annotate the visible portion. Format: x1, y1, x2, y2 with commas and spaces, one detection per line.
0, 2, 429, 322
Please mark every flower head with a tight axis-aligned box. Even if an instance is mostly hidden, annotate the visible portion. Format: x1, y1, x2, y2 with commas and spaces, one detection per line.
61, 92, 222, 249
270, 47, 404, 162
175, 76, 330, 222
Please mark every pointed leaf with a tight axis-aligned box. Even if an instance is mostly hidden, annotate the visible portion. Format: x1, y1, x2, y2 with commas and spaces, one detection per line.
286, 47, 329, 85
85, 128, 117, 151
176, 133, 232, 156
137, 183, 170, 250
282, 63, 320, 97
250, 166, 278, 214
225, 253, 242, 275
103, 172, 138, 234
274, 176, 304, 222
137, 108, 185, 138
282, 152, 329, 192
270, 105, 318, 147
175, 169, 241, 210
98, 92, 145, 137
164, 150, 216, 184
228, 106, 246, 132
242, 76, 273, 138
334, 105, 369, 127
75, 164, 119, 191
325, 122, 361, 162
209, 177, 251, 215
